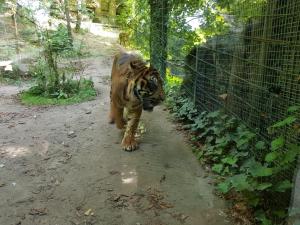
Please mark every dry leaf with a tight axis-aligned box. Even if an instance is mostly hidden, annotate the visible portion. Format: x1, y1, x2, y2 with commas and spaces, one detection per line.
84, 208, 92, 216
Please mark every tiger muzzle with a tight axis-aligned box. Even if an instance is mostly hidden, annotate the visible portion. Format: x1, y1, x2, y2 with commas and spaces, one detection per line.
142, 97, 164, 112
142, 100, 154, 112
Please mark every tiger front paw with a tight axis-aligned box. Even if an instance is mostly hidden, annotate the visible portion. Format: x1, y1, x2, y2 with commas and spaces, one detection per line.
121, 135, 138, 151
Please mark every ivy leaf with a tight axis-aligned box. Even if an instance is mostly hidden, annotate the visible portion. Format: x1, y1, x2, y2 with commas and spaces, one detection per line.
255, 211, 272, 225
265, 152, 279, 163
197, 151, 204, 160
273, 210, 287, 219
256, 182, 272, 191
236, 138, 249, 148
206, 111, 221, 118
271, 136, 285, 151
212, 164, 223, 174
274, 180, 293, 192
248, 196, 260, 207
287, 105, 300, 113
206, 136, 215, 144
223, 166, 230, 175
282, 144, 300, 164
236, 132, 256, 148
241, 157, 260, 171
230, 174, 252, 191
249, 163, 273, 177
236, 151, 249, 158
221, 156, 238, 165
191, 115, 208, 130
217, 180, 231, 193
255, 141, 266, 150
215, 135, 231, 146
271, 116, 297, 129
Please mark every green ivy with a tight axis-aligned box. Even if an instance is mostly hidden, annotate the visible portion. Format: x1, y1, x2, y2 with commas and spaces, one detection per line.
165, 82, 300, 224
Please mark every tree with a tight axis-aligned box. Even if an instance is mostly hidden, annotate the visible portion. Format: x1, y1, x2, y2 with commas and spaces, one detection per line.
148, 0, 169, 79
64, 0, 73, 46
75, 0, 83, 32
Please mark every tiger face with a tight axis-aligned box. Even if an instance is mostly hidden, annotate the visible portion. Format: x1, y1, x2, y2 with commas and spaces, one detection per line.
131, 64, 165, 112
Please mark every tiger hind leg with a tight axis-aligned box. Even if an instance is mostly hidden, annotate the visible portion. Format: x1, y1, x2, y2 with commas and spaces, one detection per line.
112, 104, 126, 129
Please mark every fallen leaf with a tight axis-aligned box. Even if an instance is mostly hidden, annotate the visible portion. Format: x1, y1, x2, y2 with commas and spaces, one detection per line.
160, 175, 166, 183
219, 93, 228, 101
29, 208, 47, 216
84, 208, 92, 216
114, 196, 121, 202
7, 124, 15, 128
109, 170, 120, 175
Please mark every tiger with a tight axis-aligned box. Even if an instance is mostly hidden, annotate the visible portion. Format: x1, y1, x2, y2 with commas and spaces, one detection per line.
109, 50, 165, 151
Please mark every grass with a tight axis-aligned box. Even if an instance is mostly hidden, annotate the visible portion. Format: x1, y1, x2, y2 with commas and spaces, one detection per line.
20, 87, 97, 106
0, 76, 22, 85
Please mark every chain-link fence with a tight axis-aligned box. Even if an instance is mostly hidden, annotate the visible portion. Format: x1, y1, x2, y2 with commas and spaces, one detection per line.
165, 0, 300, 144
142, 0, 300, 222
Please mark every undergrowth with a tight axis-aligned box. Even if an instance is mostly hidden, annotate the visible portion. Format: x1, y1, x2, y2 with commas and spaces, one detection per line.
19, 24, 96, 106
20, 79, 97, 105
165, 73, 300, 225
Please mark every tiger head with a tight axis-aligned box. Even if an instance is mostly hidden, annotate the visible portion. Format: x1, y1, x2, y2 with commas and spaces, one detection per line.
130, 61, 165, 112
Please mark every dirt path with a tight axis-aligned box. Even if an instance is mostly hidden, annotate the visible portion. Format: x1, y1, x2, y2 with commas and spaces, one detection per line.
0, 41, 230, 225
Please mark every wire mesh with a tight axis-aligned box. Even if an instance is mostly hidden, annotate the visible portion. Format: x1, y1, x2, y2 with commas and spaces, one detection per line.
155, 0, 300, 144
145, 0, 300, 218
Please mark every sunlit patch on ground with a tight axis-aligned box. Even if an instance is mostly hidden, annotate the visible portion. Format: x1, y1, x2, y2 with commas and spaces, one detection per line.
0, 145, 30, 158
81, 22, 119, 39
121, 165, 138, 186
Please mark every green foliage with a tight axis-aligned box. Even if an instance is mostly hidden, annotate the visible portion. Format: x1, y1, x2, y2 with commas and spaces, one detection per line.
47, 24, 73, 53
28, 57, 95, 100
216, 0, 267, 21
116, 0, 150, 56
116, 0, 232, 63
24, 23, 95, 104
21, 78, 96, 106
165, 81, 300, 224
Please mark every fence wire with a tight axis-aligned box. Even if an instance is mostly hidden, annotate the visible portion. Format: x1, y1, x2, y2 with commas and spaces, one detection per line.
148, 0, 300, 219
157, 0, 300, 144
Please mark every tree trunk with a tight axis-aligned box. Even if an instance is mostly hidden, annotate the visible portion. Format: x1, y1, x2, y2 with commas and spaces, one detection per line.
148, 0, 169, 79
13, 13, 19, 54
75, 0, 82, 32
64, 0, 73, 46
109, 0, 116, 23
11, 3, 19, 54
